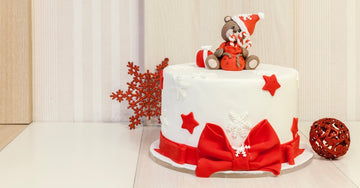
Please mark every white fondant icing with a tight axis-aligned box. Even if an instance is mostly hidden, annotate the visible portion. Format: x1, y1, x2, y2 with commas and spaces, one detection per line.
160, 108, 168, 134
161, 63, 299, 147
191, 72, 218, 79
174, 75, 190, 100
254, 69, 279, 76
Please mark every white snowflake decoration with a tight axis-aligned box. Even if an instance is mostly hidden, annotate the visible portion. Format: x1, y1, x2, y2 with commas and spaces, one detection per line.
174, 75, 190, 100
160, 108, 168, 133
226, 111, 253, 143
232, 145, 251, 157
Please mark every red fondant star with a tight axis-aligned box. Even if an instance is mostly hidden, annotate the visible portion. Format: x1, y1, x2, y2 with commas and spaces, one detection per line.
262, 74, 281, 96
181, 112, 199, 134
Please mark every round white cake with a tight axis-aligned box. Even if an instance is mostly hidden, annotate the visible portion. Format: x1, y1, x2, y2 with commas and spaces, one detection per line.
160, 63, 298, 148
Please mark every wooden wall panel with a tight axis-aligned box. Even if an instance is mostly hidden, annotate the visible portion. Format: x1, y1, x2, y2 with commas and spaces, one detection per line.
145, 0, 200, 69
0, 0, 32, 124
32, 0, 141, 122
356, 0, 360, 119
30, 0, 360, 121
146, 0, 360, 121
294, 0, 360, 121
145, 0, 294, 69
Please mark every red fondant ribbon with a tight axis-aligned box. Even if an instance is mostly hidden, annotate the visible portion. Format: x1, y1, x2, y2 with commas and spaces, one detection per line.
155, 132, 198, 165
155, 118, 304, 177
280, 118, 305, 165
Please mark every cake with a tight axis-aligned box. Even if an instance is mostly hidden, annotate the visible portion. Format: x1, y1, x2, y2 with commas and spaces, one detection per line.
160, 63, 298, 146
151, 13, 310, 177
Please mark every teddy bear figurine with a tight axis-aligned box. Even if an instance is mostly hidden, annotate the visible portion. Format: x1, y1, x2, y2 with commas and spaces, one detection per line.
205, 13, 264, 71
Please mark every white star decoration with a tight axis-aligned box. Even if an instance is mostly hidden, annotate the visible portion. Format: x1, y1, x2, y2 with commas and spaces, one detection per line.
226, 111, 253, 142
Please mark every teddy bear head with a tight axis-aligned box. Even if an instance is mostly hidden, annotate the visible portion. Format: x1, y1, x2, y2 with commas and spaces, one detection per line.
221, 16, 242, 42
220, 13, 264, 49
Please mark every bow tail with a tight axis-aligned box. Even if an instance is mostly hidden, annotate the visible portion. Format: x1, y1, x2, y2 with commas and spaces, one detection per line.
195, 158, 233, 177
248, 144, 282, 175
259, 163, 281, 176
250, 161, 281, 175
280, 118, 305, 164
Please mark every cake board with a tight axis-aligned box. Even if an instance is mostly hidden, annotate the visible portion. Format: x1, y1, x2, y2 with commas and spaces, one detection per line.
150, 139, 313, 178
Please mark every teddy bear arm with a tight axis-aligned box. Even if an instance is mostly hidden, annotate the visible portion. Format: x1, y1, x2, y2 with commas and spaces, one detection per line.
241, 47, 249, 59
214, 48, 224, 58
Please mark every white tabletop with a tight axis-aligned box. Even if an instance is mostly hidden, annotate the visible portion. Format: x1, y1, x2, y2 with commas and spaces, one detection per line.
0, 121, 358, 188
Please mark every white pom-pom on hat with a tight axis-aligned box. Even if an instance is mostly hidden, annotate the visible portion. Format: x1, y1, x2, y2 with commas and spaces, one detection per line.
258, 12, 264, 19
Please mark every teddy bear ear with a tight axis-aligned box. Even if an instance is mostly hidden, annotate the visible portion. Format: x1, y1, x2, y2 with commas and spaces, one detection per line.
224, 16, 232, 22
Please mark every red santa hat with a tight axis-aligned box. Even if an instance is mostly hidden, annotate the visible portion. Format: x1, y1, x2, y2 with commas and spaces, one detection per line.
232, 12, 264, 36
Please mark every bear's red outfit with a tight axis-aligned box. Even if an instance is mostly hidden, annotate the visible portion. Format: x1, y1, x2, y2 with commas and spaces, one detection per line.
218, 41, 245, 71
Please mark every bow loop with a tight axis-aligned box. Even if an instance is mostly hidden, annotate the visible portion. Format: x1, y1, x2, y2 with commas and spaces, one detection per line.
195, 120, 282, 177
244, 120, 282, 161
197, 123, 234, 161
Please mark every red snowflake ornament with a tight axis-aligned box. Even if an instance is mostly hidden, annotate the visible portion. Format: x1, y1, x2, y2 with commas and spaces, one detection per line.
110, 58, 169, 129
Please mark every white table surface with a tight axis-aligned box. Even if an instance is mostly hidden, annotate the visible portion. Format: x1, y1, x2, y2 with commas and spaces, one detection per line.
0, 121, 358, 188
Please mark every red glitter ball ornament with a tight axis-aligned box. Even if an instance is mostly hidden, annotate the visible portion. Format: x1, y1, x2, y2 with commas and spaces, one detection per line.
309, 118, 350, 159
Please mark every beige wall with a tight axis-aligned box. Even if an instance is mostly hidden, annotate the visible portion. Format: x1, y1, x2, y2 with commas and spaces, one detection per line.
31, 0, 360, 122
0, 0, 32, 124
145, 0, 360, 121
294, 0, 360, 121
32, 0, 141, 122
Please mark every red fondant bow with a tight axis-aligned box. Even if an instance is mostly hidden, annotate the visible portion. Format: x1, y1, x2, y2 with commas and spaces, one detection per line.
195, 119, 282, 177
